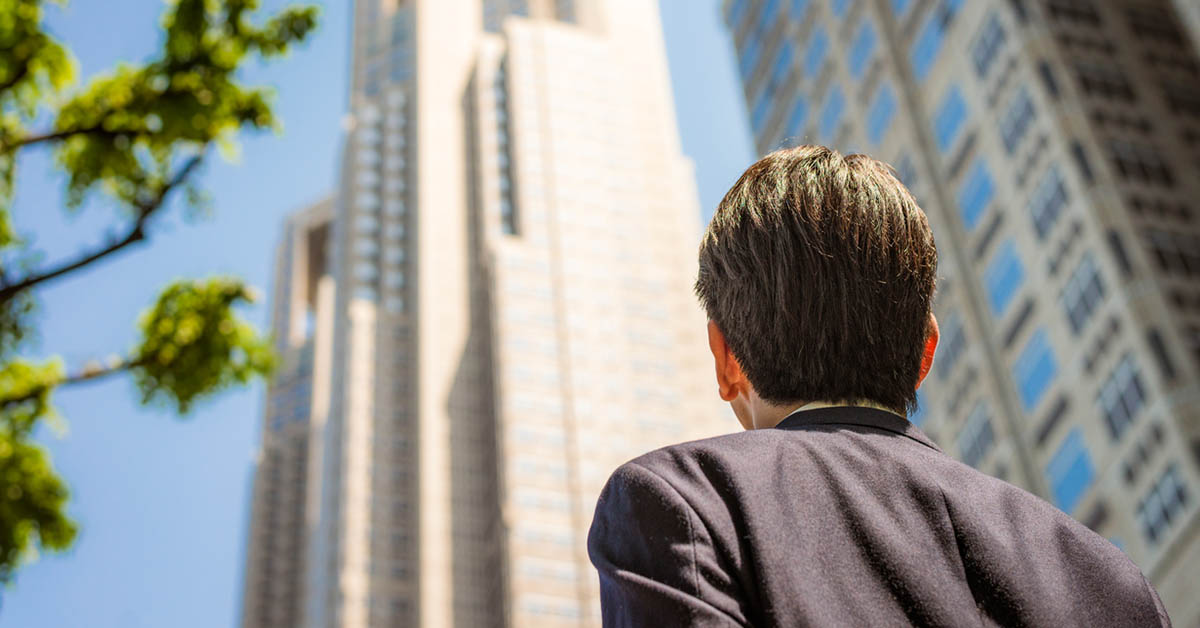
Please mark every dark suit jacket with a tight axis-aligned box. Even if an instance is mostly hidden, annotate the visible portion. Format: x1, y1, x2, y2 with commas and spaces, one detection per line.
587, 407, 1171, 627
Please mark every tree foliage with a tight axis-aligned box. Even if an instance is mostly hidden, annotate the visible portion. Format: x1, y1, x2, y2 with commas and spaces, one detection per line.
0, 0, 316, 582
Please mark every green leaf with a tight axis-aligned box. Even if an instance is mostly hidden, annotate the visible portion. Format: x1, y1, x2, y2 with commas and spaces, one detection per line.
131, 277, 275, 414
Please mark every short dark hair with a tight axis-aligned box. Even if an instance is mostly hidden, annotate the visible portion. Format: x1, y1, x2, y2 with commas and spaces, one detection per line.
695, 146, 938, 414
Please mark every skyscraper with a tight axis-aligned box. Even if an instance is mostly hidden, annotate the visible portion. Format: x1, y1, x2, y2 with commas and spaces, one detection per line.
241, 1, 730, 626
721, 0, 1199, 623
240, 198, 335, 628
1173, 0, 1200, 55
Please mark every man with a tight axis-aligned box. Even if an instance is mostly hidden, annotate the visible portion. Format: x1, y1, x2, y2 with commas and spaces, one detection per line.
587, 146, 1170, 626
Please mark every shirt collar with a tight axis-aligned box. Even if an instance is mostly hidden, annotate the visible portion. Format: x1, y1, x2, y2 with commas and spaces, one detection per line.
775, 404, 941, 453
784, 399, 903, 419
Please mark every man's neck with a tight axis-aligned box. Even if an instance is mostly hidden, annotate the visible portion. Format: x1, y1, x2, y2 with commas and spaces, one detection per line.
764, 399, 904, 429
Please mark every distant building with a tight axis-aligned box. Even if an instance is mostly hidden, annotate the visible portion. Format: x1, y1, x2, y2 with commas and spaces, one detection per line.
240, 1, 731, 626
240, 198, 334, 628
1173, 0, 1200, 56
721, 0, 1200, 623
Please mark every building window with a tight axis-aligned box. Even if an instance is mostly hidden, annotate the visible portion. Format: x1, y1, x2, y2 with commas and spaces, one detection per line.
895, 153, 917, 190
790, 0, 811, 20
1070, 140, 1094, 182
1107, 230, 1133, 276
819, 86, 845, 144
757, 0, 782, 33
935, 314, 967, 381
1125, 5, 1184, 45
1144, 229, 1200, 277
767, 42, 795, 96
998, 87, 1035, 154
971, 13, 1006, 79
911, 13, 945, 82
751, 93, 773, 135
753, 42, 795, 135
957, 402, 995, 468
1146, 328, 1177, 383
738, 34, 764, 81
911, 389, 928, 427
848, 19, 878, 80
1029, 166, 1068, 240
1046, 0, 1102, 26
1162, 82, 1200, 118
867, 82, 897, 146
1075, 62, 1136, 102
1046, 427, 1096, 514
832, 0, 851, 18
1039, 61, 1060, 98
804, 26, 829, 77
891, 0, 912, 16
985, 239, 1025, 317
726, 0, 750, 29
785, 96, 809, 139
1108, 140, 1173, 186
1014, 327, 1058, 411
932, 85, 968, 153
1061, 252, 1106, 335
494, 62, 519, 235
1097, 354, 1147, 441
1137, 463, 1190, 546
958, 159, 996, 231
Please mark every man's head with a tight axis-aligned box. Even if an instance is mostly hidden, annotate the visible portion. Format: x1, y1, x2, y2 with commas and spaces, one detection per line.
695, 145, 939, 429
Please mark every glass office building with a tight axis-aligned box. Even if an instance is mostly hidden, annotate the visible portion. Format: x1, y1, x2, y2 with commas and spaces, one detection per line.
722, 0, 1200, 623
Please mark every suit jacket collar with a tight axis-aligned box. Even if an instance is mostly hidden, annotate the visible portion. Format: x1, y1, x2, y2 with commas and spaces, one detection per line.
774, 406, 942, 453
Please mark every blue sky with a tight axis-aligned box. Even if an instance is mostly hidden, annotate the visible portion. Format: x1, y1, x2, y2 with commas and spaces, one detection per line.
2, 1, 752, 626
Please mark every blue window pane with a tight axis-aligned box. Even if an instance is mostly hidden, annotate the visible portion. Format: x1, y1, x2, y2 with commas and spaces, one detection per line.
911, 14, 945, 82
739, 36, 764, 80
727, 0, 750, 28
985, 239, 1025, 316
1046, 428, 1095, 514
819, 86, 845, 143
832, 0, 851, 18
910, 389, 928, 427
791, 0, 810, 19
752, 95, 773, 134
957, 159, 995, 231
1014, 328, 1058, 411
932, 85, 968, 153
867, 82, 897, 145
892, 0, 912, 15
759, 0, 781, 30
848, 20, 878, 80
786, 96, 809, 137
767, 42, 795, 94
805, 27, 829, 77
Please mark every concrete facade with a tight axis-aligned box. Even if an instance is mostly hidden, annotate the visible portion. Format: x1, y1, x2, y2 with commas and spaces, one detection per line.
241, 1, 731, 626
240, 199, 335, 628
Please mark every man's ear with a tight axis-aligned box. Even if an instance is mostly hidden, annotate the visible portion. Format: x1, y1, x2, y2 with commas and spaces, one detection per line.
708, 320, 747, 402
916, 313, 939, 390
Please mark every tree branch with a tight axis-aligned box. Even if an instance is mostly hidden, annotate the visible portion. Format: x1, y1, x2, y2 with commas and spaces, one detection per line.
0, 126, 118, 154
0, 62, 31, 95
0, 357, 142, 411
0, 154, 204, 304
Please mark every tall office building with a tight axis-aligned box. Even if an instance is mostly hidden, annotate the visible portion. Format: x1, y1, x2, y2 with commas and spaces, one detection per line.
721, 0, 1200, 623
241, 1, 730, 626
1173, 0, 1200, 56
241, 199, 335, 628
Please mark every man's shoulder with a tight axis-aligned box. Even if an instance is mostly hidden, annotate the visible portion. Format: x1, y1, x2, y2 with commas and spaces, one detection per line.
621, 428, 781, 478
618, 415, 943, 487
